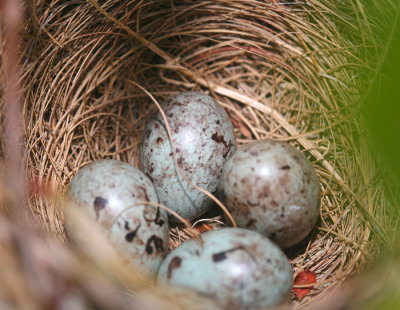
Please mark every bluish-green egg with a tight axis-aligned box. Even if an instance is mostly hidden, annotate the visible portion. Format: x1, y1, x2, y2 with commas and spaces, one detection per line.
139, 92, 236, 220
219, 139, 320, 248
157, 228, 292, 310
67, 159, 169, 276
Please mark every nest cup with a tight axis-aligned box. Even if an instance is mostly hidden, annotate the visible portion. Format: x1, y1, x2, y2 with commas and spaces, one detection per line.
7, 0, 395, 309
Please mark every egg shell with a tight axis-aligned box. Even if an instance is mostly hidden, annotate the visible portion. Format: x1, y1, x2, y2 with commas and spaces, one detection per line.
219, 139, 320, 248
67, 159, 169, 276
139, 92, 236, 220
157, 228, 292, 310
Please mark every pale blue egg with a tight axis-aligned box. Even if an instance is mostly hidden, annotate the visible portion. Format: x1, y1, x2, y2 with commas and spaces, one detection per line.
219, 139, 320, 248
139, 92, 236, 220
67, 159, 169, 276
157, 228, 292, 310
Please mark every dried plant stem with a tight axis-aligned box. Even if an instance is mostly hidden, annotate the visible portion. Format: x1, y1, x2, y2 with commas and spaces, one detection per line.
185, 78, 343, 182
1, 0, 26, 216
16, 1, 397, 308
88, 0, 174, 64
89, 0, 342, 184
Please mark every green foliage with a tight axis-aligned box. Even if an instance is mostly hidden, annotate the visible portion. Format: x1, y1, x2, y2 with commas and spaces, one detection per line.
361, 2, 400, 184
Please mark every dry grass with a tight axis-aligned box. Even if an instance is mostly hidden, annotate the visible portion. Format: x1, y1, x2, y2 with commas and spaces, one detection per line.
0, 0, 398, 309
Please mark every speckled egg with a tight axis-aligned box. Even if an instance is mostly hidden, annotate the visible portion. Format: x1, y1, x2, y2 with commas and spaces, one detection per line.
67, 159, 169, 276
139, 92, 236, 220
219, 139, 320, 248
157, 228, 292, 310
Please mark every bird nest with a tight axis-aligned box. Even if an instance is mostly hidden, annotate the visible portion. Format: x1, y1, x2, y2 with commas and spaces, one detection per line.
0, 0, 397, 309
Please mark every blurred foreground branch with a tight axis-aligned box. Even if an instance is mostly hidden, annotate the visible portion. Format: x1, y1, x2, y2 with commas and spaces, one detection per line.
1, 0, 27, 217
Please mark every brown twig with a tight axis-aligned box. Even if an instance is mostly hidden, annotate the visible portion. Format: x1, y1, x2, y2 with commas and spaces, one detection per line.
1, 0, 26, 217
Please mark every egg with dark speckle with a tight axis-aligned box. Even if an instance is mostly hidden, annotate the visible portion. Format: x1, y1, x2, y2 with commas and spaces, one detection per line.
67, 159, 169, 276
139, 92, 236, 220
157, 228, 292, 310
219, 139, 320, 248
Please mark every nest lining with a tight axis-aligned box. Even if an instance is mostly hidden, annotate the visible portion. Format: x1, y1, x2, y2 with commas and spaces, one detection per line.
0, 0, 395, 308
